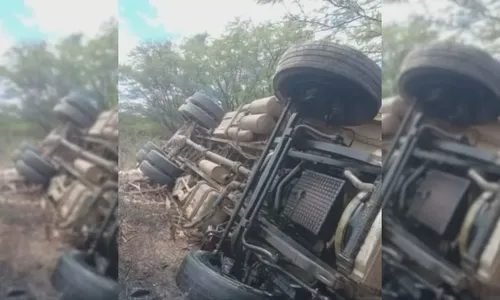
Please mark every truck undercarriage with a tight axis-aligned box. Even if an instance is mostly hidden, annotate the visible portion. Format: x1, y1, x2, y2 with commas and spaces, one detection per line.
381, 42, 500, 300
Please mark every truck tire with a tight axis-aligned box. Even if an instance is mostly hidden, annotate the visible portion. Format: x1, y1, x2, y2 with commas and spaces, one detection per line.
143, 141, 164, 155
63, 93, 100, 121
179, 102, 218, 129
139, 160, 175, 186
273, 41, 381, 126
50, 249, 118, 300
15, 160, 48, 184
146, 150, 182, 178
187, 92, 224, 121
176, 250, 279, 300
12, 143, 39, 162
398, 42, 500, 125
22, 149, 57, 178
136, 149, 147, 163
54, 102, 94, 128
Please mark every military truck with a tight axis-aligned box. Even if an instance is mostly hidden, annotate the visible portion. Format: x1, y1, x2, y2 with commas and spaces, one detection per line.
381, 42, 500, 300
138, 41, 383, 300
10, 93, 119, 299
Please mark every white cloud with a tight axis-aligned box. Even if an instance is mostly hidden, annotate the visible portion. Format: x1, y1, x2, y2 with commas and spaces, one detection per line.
383, 0, 493, 51
0, 21, 14, 59
118, 0, 304, 64
21, 0, 118, 38
383, 0, 463, 25
148, 0, 294, 38
118, 17, 139, 64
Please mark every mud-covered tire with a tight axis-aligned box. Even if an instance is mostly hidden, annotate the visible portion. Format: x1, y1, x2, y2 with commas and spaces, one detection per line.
146, 150, 182, 178
22, 149, 57, 177
139, 160, 175, 186
136, 149, 147, 163
54, 102, 94, 128
398, 42, 500, 125
187, 92, 224, 121
273, 41, 381, 126
176, 250, 279, 300
143, 141, 164, 155
50, 249, 118, 300
63, 93, 101, 121
15, 160, 48, 184
179, 102, 218, 129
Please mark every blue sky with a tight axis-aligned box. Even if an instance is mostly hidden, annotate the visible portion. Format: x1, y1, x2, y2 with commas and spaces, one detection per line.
0, 0, 411, 65
118, 0, 294, 63
0, 0, 116, 57
119, 0, 176, 41
0, 2, 49, 41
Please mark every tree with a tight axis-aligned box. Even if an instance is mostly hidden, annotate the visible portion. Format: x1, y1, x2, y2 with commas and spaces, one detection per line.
255, 0, 381, 62
382, 19, 439, 97
120, 19, 315, 132
0, 19, 118, 132
382, 0, 499, 97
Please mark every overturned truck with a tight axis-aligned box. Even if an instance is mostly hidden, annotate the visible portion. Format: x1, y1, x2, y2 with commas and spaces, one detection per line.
9, 93, 119, 300
381, 42, 500, 300
137, 41, 383, 300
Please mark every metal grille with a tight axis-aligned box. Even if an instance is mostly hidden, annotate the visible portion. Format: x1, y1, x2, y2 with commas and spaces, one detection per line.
283, 170, 345, 235
408, 169, 470, 236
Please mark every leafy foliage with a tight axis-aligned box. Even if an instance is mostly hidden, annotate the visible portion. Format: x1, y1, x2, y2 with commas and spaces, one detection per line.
255, 0, 381, 62
381, 19, 440, 97
120, 19, 315, 132
382, 0, 500, 97
0, 19, 118, 132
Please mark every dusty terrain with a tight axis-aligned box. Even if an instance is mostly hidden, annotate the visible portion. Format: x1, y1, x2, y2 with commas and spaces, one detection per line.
118, 170, 190, 300
0, 193, 63, 300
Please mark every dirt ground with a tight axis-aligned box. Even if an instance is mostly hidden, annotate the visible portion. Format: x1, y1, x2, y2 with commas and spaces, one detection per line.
118, 171, 190, 300
0, 193, 63, 300
0, 167, 193, 300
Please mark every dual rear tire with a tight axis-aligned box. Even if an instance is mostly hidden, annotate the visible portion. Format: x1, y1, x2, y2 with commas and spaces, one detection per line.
54, 93, 102, 128
13, 145, 56, 185
179, 92, 224, 129
136, 141, 183, 186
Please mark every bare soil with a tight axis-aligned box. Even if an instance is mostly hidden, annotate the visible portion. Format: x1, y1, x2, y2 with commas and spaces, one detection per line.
118, 180, 190, 300
0, 193, 63, 300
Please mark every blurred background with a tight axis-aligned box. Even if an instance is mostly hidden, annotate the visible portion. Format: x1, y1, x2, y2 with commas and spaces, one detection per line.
118, 0, 381, 169
0, 1, 117, 168
382, 0, 500, 98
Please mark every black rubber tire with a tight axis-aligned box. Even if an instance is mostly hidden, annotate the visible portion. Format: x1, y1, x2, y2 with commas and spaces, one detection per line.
179, 102, 218, 129
146, 150, 182, 178
22, 149, 57, 177
15, 160, 48, 184
54, 102, 94, 128
176, 250, 279, 300
12, 143, 39, 162
273, 41, 381, 126
178, 104, 191, 122
63, 92, 100, 121
18, 141, 38, 152
139, 160, 175, 186
50, 249, 118, 300
11, 148, 23, 162
398, 42, 500, 125
187, 92, 224, 121
143, 141, 164, 155
136, 149, 147, 163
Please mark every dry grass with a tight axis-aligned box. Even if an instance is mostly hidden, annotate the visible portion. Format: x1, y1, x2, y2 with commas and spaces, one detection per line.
119, 171, 190, 300
0, 194, 62, 300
